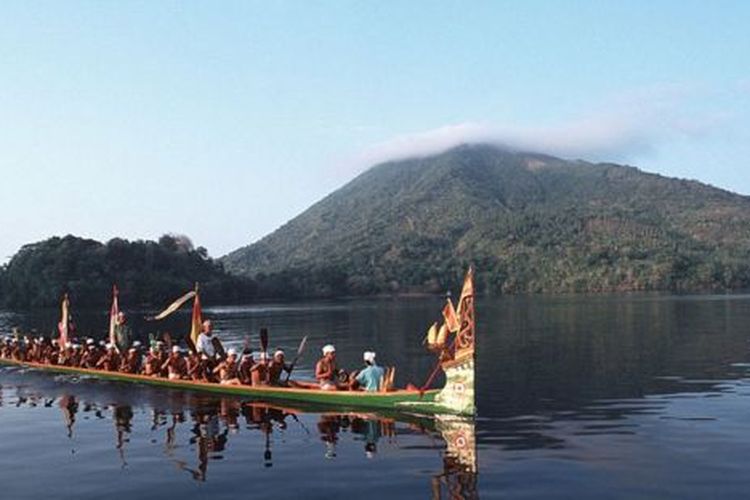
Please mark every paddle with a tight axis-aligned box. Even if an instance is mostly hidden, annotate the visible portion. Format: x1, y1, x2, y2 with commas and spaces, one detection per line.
260, 328, 269, 355
184, 334, 197, 355
284, 335, 308, 383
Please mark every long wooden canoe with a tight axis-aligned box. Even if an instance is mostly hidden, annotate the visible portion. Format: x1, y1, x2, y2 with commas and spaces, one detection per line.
0, 358, 472, 416
0, 270, 478, 417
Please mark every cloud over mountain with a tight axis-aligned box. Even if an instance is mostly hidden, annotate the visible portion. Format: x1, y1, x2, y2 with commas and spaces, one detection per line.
355, 84, 727, 167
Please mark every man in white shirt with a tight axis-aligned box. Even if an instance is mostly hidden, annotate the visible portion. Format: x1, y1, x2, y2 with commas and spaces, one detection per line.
196, 320, 217, 358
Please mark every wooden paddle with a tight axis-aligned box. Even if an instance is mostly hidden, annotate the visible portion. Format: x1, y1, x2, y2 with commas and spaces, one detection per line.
284, 335, 308, 382
260, 328, 269, 355
184, 334, 197, 355
211, 336, 226, 359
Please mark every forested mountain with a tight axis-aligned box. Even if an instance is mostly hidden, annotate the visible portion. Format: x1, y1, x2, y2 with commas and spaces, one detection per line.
0, 234, 256, 308
223, 144, 750, 296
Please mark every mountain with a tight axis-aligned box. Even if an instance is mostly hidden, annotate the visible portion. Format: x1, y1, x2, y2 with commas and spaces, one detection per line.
222, 144, 750, 296
0, 234, 256, 308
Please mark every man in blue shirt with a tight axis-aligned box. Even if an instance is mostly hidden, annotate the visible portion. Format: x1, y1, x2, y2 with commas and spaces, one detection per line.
355, 351, 385, 392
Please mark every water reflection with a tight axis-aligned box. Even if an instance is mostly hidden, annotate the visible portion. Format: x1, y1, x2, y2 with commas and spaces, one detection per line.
2, 383, 477, 498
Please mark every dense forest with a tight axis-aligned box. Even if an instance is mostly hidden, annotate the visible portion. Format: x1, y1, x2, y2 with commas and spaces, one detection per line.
0, 234, 256, 308
223, 144, 750, 296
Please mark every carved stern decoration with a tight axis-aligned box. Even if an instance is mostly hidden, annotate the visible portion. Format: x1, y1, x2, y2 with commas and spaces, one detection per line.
435, 268, 476, 416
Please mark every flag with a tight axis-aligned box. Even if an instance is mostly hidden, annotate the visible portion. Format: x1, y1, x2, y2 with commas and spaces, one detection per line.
436, 323, 449, 346
58, 294, 70, 346
150, 290, 196, 321
456, 267, 475, 353
108, 285, 119, 346
456, 266, 475, 316
426, 322, 438, 346
189, 291, 202, 345
442, 299, 460, 332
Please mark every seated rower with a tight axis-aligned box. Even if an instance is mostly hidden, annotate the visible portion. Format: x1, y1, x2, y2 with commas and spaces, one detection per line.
47, 340, 60, 365
315, 344, 341, 391
30, 337, 44, 362
249, 351, 269, 386
188, 353, 212, 382
142, 345, 162, 376
96, 343, 121, 372
352, 351, 385, 392
81, 339, 102, 368
70, 344, 83, 367
213, 348, 240, 385
238, 350, 253, 385
0, 337, 10, 358
268, 349, 292, 386
185, 350, 201, 380
155, 341, 168, 376
120, 342, 142, 374
161, 346, 188, 380
57, 342, 73, 365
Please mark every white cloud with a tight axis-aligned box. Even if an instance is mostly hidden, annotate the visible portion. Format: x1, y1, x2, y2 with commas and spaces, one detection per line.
354, 84, 729, 168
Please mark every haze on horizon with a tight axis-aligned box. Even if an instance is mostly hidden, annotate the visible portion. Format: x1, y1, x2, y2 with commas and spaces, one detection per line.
1, 1, 748, 263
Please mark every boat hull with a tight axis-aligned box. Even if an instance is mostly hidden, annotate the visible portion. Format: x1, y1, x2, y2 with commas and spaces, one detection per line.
0, 358, 470, 416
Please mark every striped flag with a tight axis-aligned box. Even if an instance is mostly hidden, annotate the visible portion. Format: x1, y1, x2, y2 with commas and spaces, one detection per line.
108, 285, 119, 346
189, 290, 203, 345
442, 299, 460, 332
150, 290, 196, 321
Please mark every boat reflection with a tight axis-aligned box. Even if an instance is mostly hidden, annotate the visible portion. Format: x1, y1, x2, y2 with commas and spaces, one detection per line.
27, 392, 477, 498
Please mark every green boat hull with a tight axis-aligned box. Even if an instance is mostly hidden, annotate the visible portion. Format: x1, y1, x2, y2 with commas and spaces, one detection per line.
0, 358, 470, 416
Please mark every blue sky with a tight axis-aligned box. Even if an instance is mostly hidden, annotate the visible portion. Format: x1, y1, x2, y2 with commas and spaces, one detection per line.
1, 1, 748, 262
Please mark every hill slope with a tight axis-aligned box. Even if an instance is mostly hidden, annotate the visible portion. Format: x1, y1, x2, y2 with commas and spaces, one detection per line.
223, 145, 750, 296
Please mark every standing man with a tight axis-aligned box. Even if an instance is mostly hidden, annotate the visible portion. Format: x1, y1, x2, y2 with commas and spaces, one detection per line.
196, 320, 220, 359
114, 312, 132, 352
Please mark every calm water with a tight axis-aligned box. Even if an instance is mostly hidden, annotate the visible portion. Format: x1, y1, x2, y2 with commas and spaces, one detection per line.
2, 293, 750, 499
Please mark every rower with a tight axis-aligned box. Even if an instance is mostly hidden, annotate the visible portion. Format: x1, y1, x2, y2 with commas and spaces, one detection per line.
162, 346, 188, 380
70, 344, 83, 367
185, 350, 201, 381
353, 351, 385, 392
81, 339, 101, 368
96, 343, 120, 372
238, 350, 253, 385
48, 339, 60, 365
315, 344, 339, 391
155, 341, 168, 376
249, 351, 269, 386
143, 345, 162, 376
213, 348, 240, 385
121, 343, 142, 374
268, 349, 292, 386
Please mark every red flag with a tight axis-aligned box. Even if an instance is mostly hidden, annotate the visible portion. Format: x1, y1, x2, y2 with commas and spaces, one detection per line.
456, 267, 475, 354
58, 294, 70, 346
442, 299, 460, 332
108, 285, 119, 346
189, 289, 203, 344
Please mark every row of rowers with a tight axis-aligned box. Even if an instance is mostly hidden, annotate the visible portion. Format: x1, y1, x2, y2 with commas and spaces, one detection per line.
0, 319, 387, 391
